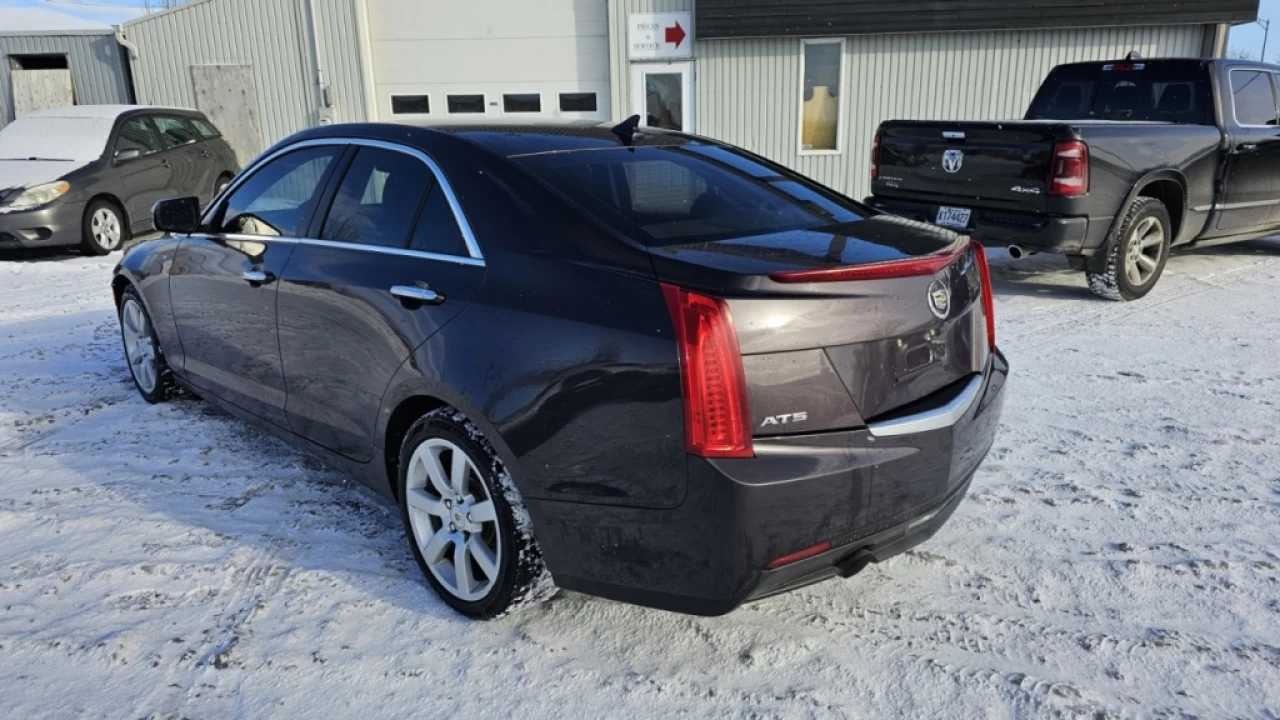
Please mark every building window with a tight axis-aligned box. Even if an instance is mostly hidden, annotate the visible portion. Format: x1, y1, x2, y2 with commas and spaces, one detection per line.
799, 39, 844, 153
503, 93, 542, 113
559, 92, 598, 113
8, 54, 69, 70
391, 95, 430, 115
447, 95, 486, 114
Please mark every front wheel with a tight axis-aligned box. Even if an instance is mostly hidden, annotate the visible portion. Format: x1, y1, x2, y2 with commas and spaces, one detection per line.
118, 286, 172, 404
398, 409, 555, 619
81, 199, 129, 255
1086, 196, 1171, 301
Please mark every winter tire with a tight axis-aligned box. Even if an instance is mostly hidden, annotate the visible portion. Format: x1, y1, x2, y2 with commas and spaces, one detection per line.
1087, 196, 1171, 301
82, 199, 128, 255
398, 408, 555, 620
118, 286, 172, 404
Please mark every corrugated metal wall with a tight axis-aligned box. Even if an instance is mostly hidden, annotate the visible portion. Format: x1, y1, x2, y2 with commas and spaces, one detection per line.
699, 25, 1209, 199
122, 0, 368, 157
0, 33, 132, 129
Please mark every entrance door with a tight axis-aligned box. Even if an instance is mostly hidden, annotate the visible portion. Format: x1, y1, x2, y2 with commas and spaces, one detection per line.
631, 62, 694, 132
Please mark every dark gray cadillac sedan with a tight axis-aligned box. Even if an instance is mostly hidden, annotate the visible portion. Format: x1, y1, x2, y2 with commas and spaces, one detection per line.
0, 105, 238, 254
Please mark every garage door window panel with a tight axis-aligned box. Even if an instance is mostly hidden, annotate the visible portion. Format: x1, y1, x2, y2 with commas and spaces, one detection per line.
800, 39, 845, 153
319, 147, 432, 248
448, 95, 486, 114
218, 146, 339, 238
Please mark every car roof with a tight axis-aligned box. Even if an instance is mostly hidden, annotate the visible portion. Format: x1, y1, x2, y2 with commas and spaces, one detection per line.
22, 105, 201, 120
425, 123, 701, 157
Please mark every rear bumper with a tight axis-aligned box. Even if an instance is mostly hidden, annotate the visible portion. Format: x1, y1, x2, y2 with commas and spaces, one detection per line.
867, 196, 1101, 256
531, 350, 1009, 615
0, 201, 82, 249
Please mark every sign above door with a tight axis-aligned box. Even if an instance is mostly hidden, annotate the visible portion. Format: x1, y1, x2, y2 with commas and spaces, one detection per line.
628, 12, 693, 61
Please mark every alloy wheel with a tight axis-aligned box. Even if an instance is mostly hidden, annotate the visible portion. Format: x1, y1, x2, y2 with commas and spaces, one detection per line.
1124, 215, 1164, 287
404, 437, 502, 602
92, 207, 123, 251
121, 297, 157, 394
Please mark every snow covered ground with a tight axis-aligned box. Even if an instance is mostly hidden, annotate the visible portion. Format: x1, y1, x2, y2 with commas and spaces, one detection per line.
1, 242, 1278, 719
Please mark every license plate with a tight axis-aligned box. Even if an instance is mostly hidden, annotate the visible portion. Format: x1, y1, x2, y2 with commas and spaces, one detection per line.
935, 206, 972, 229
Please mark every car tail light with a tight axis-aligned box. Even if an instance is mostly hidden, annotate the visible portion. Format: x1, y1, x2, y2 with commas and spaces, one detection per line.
661, 284, 753, 459
973, 242, 996, 352
768, 238, 970, 283
871, 132, 882, 181
766, 541, 833, 570
1049, 140, 1088, 196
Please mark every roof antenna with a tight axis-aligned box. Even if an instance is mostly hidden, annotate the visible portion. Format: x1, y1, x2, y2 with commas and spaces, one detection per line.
611, 115, 641, 147
1126, 50, 1143, 61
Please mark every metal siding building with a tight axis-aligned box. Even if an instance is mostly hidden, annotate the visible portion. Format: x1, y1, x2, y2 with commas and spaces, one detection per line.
607, 0, 1236, 199
121, 0, 371, 163
0, 31, 133, 130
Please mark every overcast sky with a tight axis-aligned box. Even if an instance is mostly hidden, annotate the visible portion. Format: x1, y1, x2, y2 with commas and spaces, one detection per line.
2, 0, 1278, 62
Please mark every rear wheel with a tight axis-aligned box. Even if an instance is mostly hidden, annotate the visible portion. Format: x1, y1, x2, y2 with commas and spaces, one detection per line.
81, 199, 128, 255
398, 409, 555, 619
1086, 197, 1171, 301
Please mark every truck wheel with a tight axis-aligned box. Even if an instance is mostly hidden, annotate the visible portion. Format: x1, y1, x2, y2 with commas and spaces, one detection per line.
1087, 196, 1171, 301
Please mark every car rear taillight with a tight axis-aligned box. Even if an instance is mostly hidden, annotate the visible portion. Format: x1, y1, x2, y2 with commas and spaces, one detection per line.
768, 238, 969, 283
1049, 140, 1089, 196
661, 284, 753, 459
871, 132, 881, 181
973, 242, 996, 352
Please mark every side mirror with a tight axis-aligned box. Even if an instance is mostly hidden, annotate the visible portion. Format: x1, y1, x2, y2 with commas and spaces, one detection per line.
152, 197, 202, 234
115, 148, 143, 163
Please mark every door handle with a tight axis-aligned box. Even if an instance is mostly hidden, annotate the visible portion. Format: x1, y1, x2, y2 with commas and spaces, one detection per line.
242, 270, 275, 285
390, 285, 445, 305
200, 150, 213, 158
1236, 143, 1259, 154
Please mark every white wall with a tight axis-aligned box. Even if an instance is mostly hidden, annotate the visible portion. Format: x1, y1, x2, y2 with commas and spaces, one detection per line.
366, 0, 610, 122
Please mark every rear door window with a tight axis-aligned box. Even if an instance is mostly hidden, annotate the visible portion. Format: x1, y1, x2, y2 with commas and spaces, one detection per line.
319, 147, 433, 248
1230, 70, 1279, 126
409, 184, 467, 256
218, 146, 339, 237
153, 115, 200, 148
191, 118, 221, 139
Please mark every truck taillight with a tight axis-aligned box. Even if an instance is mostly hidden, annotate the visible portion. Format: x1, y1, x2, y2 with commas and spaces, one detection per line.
661, 284, 753, 459
1049, 140, 1089, 196
871, 132, 881, 181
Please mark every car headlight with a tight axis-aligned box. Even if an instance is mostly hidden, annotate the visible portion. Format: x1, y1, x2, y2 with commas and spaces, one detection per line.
6, 181, 71, 211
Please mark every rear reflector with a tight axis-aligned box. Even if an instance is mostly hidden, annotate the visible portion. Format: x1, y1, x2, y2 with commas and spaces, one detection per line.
1049, 140, 1089, 197
766, 541, 833, 570
973, 242, 996, 352
661, 284, 753, 459
768, 238, 970, 284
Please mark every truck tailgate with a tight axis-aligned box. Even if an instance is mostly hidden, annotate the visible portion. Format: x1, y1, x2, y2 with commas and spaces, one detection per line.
875, 121, 1061, 212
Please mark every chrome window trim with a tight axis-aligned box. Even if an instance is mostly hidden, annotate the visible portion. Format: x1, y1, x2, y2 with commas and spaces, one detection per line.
867, 374, 984, 438
202, 136, 485, 263
208, 233, 486, 267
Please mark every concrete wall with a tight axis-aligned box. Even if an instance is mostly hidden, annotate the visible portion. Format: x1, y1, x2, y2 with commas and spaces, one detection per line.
0, 32, 132, 129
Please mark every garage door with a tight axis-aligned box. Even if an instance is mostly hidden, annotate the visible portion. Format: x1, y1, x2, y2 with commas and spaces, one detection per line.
366, 0, 611, 123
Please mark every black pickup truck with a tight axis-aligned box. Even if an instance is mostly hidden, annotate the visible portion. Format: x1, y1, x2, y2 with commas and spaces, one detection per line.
868, 58, 1280, 300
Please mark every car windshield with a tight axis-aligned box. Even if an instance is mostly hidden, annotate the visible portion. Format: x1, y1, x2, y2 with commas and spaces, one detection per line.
0, 116, 113, 163
1026, 64, 1213, 125
515, 143, 867, 245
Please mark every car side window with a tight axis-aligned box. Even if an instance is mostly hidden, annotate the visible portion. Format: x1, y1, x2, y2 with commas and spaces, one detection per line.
218, 146, 339, 237
1230, 70, 1278, 126
409, 184, 467, 256
319, 147, 432, 248
191, 118, 221, 140
115, 117, 164, 157
153, 115, 200, 148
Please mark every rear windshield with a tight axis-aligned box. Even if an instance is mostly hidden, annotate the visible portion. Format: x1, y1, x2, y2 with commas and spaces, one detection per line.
1026, 64, 1213, 124
515, 143, 867, 245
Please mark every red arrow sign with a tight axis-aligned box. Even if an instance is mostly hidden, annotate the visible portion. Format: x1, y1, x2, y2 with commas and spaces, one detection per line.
664, 21, 687, 48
